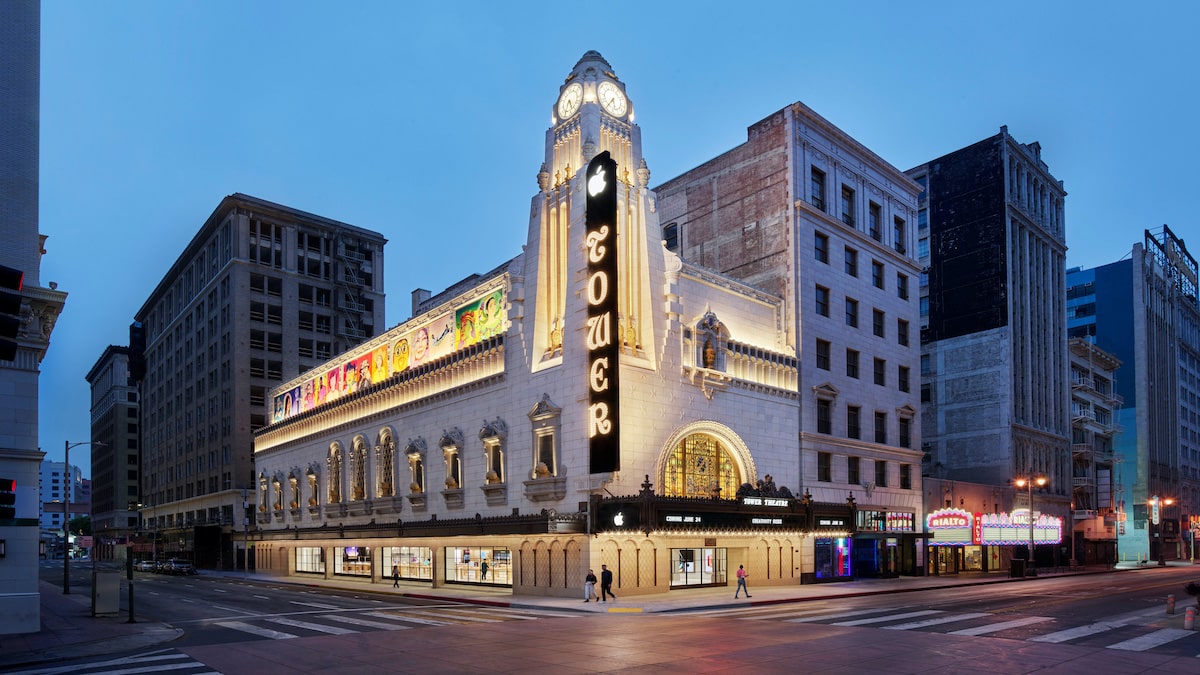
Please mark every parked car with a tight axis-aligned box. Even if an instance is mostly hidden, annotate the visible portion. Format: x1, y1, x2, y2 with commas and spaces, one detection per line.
134, 560, 157, 572
165, 558, 196, 575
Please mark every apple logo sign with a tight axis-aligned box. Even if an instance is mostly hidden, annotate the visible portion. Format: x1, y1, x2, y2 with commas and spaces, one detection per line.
613, 511, 624, 527
588, 166, 607, 197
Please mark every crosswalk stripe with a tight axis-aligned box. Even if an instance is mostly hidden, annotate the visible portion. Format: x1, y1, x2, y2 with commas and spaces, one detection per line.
882, 612, 991, 630
79, 663, 217, 675
2, 651, 195, 675
832, 610, 942, 626
266, 616, 358, 634
948, 616, 1053, 636
325, 614, 415, 630
364, 610, 451, 626
403, 609, 504, 623
290, 601, 343, 609
786, 608, 900, 624
216, 620, 299, 639
1029, 621, 1121, 643
1107, 628, 1195, 652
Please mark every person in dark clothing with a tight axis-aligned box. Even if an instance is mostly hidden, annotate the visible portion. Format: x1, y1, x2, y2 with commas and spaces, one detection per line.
584, 569, 599, 601
480, 560, 489, 580
392, 565, 400, 588
600, 564, 616, 601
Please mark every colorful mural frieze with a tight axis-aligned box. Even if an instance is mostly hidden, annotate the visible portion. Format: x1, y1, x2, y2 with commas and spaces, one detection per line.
271, 287, 505, 423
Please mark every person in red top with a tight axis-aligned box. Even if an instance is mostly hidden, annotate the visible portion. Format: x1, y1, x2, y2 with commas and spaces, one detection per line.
734, 564, 751, 598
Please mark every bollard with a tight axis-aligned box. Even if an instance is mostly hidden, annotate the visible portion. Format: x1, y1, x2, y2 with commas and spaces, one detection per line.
1186, 606, 1195, 630
1168, 594, 1176, 615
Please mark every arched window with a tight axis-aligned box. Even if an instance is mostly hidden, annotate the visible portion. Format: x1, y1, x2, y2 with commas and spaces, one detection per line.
327, 443, 342, 504
377, 430, 395, 497
663, 434, 741, 498
351, 436, 367, 500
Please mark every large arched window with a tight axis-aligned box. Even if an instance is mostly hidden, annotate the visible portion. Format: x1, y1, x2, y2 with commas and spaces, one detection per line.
327, 443, 342, 504
663, 434, 741, 498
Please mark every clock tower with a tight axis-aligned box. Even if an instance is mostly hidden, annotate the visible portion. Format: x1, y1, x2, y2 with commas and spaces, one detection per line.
525, 51, 661, 382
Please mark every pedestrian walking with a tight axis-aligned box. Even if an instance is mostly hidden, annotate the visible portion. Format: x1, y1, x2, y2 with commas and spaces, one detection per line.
584, 569, 599, 602
392, 565, 400, 588
480, 560, 489, 580
734, 564, 751, 598
600, 564, 616, 601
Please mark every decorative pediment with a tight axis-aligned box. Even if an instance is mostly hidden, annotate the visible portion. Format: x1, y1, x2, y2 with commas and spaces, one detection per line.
479, 417, 508, 442
404, 437, 427, 458
439, 428, 464, 451
896, 403, 917, 418
528, 393, 561, 421
812, 382, 840, 400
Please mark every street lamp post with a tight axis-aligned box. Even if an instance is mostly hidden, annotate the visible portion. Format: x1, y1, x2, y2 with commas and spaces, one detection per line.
63, 440, 105, 595
1014, 475, 1048, 575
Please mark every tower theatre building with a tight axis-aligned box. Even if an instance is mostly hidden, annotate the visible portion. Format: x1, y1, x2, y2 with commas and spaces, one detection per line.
252, 52, 925, 596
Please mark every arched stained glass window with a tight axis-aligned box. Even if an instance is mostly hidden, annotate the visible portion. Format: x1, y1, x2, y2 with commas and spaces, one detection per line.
663, 434, 741, 498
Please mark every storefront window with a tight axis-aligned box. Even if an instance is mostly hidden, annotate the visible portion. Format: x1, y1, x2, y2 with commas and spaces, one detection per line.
296, 546, 325, 574
815, 537, 852, 579
669, 548, 726, 588
382, 546, 433, 581
443, 546, 511, 586
334, 546, 372, 576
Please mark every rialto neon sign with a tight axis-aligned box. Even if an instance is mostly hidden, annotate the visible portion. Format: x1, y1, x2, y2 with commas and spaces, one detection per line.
586, 151, 620, 473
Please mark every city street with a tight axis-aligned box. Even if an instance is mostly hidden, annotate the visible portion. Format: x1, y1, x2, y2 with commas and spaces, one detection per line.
15, 563, 1200, 673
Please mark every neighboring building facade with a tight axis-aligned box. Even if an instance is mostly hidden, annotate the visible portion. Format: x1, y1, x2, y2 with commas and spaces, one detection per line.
85, 345, 141, 551
38, 460, 83, 531
1067, 337, 1120, 564
907, 128, 1072, 563
134, 193, 387, 569
37, 460, 86, 558
1067, 227, 1200, 563
653, 100, 926, 578
0, 0, 69, 635
250, 52, 926, 598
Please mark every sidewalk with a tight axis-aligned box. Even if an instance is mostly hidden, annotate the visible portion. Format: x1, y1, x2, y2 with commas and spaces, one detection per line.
0, 561, 1179, 670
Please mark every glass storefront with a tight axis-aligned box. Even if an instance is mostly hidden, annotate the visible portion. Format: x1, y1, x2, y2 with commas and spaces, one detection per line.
444, 546, 510, 586
815, 537, 852, 579
296, 546, 325, 574
382, 546, 433, 581
669, 548, 727, 588
334, 545, 372, 577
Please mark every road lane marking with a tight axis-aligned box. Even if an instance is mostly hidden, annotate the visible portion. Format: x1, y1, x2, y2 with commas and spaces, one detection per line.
216, 620, 299, 640
253, 595, 270, 599
832, 610, 942, 626
1107, 628, 1194, 651
266, 616, 358, 634
949, 616, 1053, 636
883, 612, 991, 630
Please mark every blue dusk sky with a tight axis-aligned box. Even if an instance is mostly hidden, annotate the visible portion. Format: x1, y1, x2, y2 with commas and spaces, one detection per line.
35, 1, 1197, 474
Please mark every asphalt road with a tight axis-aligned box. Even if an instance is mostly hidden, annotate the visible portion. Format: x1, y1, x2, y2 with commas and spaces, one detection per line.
30, 561, 1200, 673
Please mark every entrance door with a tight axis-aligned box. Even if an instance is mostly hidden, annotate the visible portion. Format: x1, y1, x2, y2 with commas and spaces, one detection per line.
669, 548, 726, 588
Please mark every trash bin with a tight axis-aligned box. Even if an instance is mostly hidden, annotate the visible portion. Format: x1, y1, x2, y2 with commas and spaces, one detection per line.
1010, 559, 1026, 578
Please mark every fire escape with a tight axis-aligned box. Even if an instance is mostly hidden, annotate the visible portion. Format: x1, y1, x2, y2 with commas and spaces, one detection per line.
334, 235, 374, 344
1070, 349, 1122, 524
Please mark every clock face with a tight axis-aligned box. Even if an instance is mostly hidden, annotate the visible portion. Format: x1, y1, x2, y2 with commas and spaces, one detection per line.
597, 81, 627, 117
557, 83, 583, 120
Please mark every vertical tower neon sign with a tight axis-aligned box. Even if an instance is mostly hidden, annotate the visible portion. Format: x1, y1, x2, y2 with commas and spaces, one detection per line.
586, 151, 620, 473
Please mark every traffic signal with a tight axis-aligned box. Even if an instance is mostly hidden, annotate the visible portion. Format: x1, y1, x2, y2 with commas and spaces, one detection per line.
0, 478, 15, 520
0, 265, 24, 362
